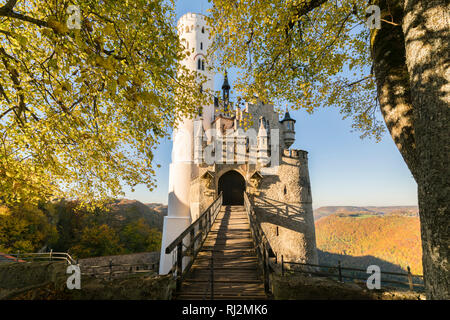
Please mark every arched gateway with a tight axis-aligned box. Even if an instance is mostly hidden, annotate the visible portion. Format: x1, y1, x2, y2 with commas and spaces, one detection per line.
218, 170, 245, 205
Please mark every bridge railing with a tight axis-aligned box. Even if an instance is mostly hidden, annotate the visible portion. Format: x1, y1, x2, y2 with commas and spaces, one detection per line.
244, 192, 276, 295
165, 192, 223, 291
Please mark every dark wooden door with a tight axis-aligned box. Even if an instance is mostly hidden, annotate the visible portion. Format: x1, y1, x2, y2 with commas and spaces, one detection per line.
218, 171, 245, 205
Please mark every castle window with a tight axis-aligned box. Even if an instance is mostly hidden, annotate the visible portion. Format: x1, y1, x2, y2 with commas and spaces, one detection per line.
284, 185, 287, 195
198, 59, 201, 70
201, 60, 205, 71
202, 26, 205, 33
200, 42, 203, 50
186, 41, 189, 49
185, 26, 189, 33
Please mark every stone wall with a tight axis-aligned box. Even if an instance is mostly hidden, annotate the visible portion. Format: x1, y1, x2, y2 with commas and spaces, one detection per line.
254, 149, 318, 264
0, 261, 67, 299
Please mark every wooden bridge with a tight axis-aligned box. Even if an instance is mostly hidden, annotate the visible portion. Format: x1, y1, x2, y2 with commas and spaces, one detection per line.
164, 193, 275, 300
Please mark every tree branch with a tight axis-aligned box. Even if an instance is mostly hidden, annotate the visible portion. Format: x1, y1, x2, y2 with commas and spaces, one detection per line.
0, 0, 18, 13
0, 1, 47, 28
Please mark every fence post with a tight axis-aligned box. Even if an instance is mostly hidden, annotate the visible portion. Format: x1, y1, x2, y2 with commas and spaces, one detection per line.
263, 244, 269, 293
108, 259, 113, 280
407, 266, 413, 290
281, 255, 284, 276
338, 260, 343, 282
50, 249, 53, 261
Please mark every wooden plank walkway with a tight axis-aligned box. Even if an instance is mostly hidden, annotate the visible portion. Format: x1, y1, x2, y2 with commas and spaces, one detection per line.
176, 205, 267, 300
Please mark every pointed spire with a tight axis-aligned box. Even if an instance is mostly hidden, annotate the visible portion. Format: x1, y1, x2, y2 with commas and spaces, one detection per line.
258, 117, 268, 137
222, 70, 230, 111
194, 117, 205, 164
221, 70, 230, 90
257, 117, 269, 166
280, 108, 296, 124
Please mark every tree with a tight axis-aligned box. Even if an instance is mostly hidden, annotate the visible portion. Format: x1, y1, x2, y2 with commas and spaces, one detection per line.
0, 203, 58, 253
120, 218, 162, 253
0, 0, 206, 207
71, 223, 124, 258
208, 0, 448, 299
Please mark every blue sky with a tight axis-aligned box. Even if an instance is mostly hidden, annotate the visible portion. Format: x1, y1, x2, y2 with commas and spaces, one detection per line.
122, 0, 418, 208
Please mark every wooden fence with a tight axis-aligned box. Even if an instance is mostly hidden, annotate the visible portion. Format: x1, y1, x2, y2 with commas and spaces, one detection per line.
279, 257, 424, 291
81, 260, 159, 280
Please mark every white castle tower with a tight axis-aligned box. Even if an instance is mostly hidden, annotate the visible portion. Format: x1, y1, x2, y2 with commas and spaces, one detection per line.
159, 13, 214, 274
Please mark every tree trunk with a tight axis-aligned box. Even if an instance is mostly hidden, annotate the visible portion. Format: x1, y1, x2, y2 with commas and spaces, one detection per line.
371, 0, 419, 181
402, 0, 450, 299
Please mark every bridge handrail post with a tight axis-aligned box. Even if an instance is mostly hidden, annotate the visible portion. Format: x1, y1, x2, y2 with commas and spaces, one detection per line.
210, 250, 214, 300
176, 242, 183, 291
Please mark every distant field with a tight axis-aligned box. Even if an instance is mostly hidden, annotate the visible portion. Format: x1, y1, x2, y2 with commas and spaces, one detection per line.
315, 213, 423, 275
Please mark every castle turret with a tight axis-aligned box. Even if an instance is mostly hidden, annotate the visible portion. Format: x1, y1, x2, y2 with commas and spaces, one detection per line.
280, 110, 296, 149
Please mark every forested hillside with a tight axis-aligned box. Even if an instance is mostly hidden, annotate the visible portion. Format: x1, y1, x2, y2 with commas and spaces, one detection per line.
0, 200, 167, 259
315, 213, 422, 274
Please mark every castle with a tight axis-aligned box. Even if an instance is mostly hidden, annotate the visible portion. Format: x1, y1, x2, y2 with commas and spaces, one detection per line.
159, 13, 318, 274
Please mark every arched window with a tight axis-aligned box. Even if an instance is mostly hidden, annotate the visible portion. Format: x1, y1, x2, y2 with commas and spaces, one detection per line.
185, 26, 189, 33
200, 42, 203, 50
198, 58, 201, 70
201, 60, 205, 71
201, 26, 205, 33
